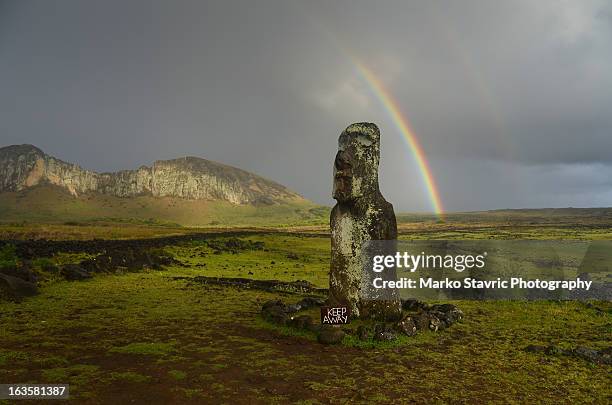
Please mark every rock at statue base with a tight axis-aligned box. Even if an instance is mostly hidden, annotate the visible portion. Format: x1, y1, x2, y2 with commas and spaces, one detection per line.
288, 315, 315, 330
317, 325, 346, 345
356, 325, 370, 341
60, 264, 92, 281
395, 315, 418, 336
373, 323, 397, 341
261, 300, 288, 325
413, 311, 441, 332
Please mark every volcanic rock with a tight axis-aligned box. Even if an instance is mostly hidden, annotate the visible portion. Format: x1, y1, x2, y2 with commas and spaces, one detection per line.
0, 273, 38, 300
60, 264, 92, 281
317, 326, 345, 345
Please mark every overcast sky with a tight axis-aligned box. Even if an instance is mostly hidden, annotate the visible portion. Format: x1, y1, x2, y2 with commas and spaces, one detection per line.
1, 0, 611, 212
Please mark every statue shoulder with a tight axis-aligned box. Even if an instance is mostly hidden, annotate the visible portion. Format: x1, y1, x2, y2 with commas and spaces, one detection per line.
367, 198, 397, 234
382, 199, 395, 216
368, 196, 395, 217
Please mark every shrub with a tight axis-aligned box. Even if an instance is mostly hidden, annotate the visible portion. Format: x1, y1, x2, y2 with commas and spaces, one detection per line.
33, 257, 58, 272
0, 244, 18, 269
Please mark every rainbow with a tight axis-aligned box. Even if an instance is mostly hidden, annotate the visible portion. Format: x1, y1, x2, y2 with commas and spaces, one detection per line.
353, 62, 444, 216
294, 7, 445, 215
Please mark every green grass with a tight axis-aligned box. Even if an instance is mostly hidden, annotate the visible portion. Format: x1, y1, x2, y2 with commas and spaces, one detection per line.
0, 184, 328, 228
165, 235, 330, 287
168, 370, 187, 380
0, 224, 610, 402
109, 371, 151, 383
0, 243, 18, 268
109, 342, 177, 357
41, 364, 100, 384
0, 351, 30, 367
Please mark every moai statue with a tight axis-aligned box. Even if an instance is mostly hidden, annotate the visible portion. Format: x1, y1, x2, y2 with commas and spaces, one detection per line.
329, 123, 402, 321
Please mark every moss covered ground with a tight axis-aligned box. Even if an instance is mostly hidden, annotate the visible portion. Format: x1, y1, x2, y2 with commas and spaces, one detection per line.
0, 219, 610, 403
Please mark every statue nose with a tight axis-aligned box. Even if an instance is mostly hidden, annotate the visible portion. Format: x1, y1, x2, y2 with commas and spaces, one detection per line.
334, 150, 350, 171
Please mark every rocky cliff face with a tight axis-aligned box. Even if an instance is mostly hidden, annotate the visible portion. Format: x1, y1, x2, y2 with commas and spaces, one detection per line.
0, 144, 302, 205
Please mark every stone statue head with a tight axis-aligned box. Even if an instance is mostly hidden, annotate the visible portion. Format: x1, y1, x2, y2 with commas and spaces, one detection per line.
333, 122, 381, 203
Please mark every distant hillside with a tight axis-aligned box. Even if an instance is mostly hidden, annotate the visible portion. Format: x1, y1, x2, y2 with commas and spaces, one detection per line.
0, 144, 328, 227
0, 144, 303, 205
0, 185, 328, 227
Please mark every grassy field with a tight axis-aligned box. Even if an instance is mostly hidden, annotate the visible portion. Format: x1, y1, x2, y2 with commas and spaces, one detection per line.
0, 211, 611, 403
397, 208, 612, 240
0, 185, 328, 228
3, 205, 612, 241
5, 185, 612, 238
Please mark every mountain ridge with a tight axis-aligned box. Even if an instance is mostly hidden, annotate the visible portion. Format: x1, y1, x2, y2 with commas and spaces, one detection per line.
0, 144, 304, 205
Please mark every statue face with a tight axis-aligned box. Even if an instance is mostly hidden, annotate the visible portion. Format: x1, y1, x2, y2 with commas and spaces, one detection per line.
333, 124, 380, 203
332, 147, 354, 202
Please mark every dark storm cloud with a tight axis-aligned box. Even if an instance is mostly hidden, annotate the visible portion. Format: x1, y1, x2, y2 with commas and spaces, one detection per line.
1, 0, 611, 211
